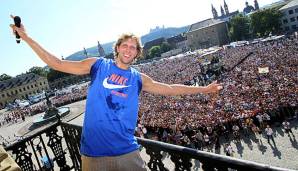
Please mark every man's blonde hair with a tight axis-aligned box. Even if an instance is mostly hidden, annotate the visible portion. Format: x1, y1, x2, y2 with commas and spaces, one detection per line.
113, 33, 143, 60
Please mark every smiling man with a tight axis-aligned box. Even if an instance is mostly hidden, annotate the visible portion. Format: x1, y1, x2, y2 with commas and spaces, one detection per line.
10, 15, 222, 171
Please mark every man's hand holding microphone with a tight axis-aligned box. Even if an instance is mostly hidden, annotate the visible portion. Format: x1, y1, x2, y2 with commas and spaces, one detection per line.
10, 15, 28, 43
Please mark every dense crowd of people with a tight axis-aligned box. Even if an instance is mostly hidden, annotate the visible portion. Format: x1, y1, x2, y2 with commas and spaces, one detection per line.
136, 35, 297, 150
0, 85, 88, 128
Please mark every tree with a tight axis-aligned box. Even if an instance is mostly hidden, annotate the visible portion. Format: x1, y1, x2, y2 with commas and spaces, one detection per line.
27, 66, 48, 77
0, 74, 12, 81
47, 68, 70, 82
229, 14, 250, 41
160, 42, 172, 53
250, 8, 282, 37
148, 46, 161, 59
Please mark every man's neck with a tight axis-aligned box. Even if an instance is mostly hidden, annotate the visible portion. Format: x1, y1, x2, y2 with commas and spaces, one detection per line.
115, 58, 130, 70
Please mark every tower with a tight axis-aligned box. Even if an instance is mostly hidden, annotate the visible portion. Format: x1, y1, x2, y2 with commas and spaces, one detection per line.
243, 1, 255, 14
211, 4, 218, 18
97, 41, 105, 57
224, 0, 229, 15
83, 47, 88, 57
220, 5, 225, 16
254, 0, 259, 10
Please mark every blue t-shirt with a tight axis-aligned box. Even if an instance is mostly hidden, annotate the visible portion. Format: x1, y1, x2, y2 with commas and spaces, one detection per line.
80, 58, 142, 157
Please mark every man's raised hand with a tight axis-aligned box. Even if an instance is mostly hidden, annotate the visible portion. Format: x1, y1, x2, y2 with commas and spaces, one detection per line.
10, 15, 28, 40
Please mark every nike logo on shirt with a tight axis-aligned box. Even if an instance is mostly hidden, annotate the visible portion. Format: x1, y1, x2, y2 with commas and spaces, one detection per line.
102, 78, 131, 89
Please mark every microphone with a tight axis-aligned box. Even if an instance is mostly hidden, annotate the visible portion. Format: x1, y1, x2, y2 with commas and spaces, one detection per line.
13, 16, 21, 43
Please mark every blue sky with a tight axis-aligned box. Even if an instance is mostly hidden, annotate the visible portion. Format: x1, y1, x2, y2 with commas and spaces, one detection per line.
1, 0, 279, 77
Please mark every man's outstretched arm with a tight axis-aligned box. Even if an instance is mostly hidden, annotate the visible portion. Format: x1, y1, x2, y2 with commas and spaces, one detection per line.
10, 15, 97, 75
141, 73, 222, 96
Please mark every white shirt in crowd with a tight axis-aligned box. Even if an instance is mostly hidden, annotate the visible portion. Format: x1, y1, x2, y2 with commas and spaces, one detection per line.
265, 127, 273, 136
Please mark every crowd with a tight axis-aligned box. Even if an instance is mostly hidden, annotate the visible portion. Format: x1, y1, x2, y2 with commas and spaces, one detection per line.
0, 85, 88, 128
136, 35, 297, 151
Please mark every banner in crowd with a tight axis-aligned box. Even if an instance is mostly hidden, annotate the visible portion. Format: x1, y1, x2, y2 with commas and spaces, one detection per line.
258, 67, 269, 74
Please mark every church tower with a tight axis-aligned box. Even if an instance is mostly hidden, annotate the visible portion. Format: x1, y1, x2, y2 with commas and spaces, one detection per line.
211, 4, 218, 18
254, 0, 259, 10
220, 5, 225, 16
224, 0, 229, 15
97, 41, 105, 57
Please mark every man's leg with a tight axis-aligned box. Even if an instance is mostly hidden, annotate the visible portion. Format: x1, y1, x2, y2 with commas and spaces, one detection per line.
81, 155, 118, 171
118, 150, 147, 171
81, 150, 147, 171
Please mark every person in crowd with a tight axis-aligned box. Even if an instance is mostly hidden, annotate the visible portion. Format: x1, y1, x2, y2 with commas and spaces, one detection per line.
265, 125, 275, 144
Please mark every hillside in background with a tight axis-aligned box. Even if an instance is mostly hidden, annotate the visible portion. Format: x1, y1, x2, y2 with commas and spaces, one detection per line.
66, 25, 189, 61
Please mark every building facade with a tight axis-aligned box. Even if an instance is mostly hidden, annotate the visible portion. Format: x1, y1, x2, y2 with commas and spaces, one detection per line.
279, 0, 298, 32
166, 34, 188, 52
0, 73, 49, 109
48, 74, 90, 90
186, 18, 229, 50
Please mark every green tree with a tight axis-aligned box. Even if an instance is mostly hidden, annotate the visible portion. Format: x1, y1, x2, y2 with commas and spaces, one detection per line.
0, 74, 12, 81
148, 46, 161, 59
47, 68, 70, 82
160, 42, 172, 53
250, 8, 282, 37
229, 14, 250, 41
27, 66, 48, 77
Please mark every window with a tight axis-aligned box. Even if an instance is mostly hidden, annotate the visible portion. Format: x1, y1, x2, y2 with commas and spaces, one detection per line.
27, 86, 30, 90
23, 87, 26, 91
2, 94, 5, 98
295, 8, 298, 13
289, 10, 294, 15
283, 19, 288, 24
31, 85, 34, 88
292, 25, 297, 29
15, 90, 18, 94
290, 17, 295, 22
285, 26, 290, 31
35, 84, 37, 87
19, 88, 22, 92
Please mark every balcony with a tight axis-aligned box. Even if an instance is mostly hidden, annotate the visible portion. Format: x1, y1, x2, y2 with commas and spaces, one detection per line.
4, 120, 290, 171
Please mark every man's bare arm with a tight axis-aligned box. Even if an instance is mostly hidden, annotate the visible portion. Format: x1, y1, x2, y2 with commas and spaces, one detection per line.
141, 73, 222, 96
22, 36, 97, 75
10, 16, 96, 75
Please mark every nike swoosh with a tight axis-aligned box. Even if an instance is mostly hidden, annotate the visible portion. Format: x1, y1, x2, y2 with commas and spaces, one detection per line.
102, 78, 131, 89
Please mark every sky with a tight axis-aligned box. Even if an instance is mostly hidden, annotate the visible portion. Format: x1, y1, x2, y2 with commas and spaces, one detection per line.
0, 0, 280, 77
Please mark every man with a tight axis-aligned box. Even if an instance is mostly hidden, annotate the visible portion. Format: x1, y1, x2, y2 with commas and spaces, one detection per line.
282, 120, 294, 137
192, 130, 203, 150
264, 125, 275, 144
10, 16, 222, 171
232, 124, 240, 139
225, 144, 234, 157
256, 113, 264, 128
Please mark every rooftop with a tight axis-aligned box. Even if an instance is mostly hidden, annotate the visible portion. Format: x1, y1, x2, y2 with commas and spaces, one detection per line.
188, 18, 225, 33
0, 73, 45, 91
280, 0, 298, 10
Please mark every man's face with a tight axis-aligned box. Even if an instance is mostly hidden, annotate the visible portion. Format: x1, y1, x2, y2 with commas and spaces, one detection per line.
116, 38, 138, 65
